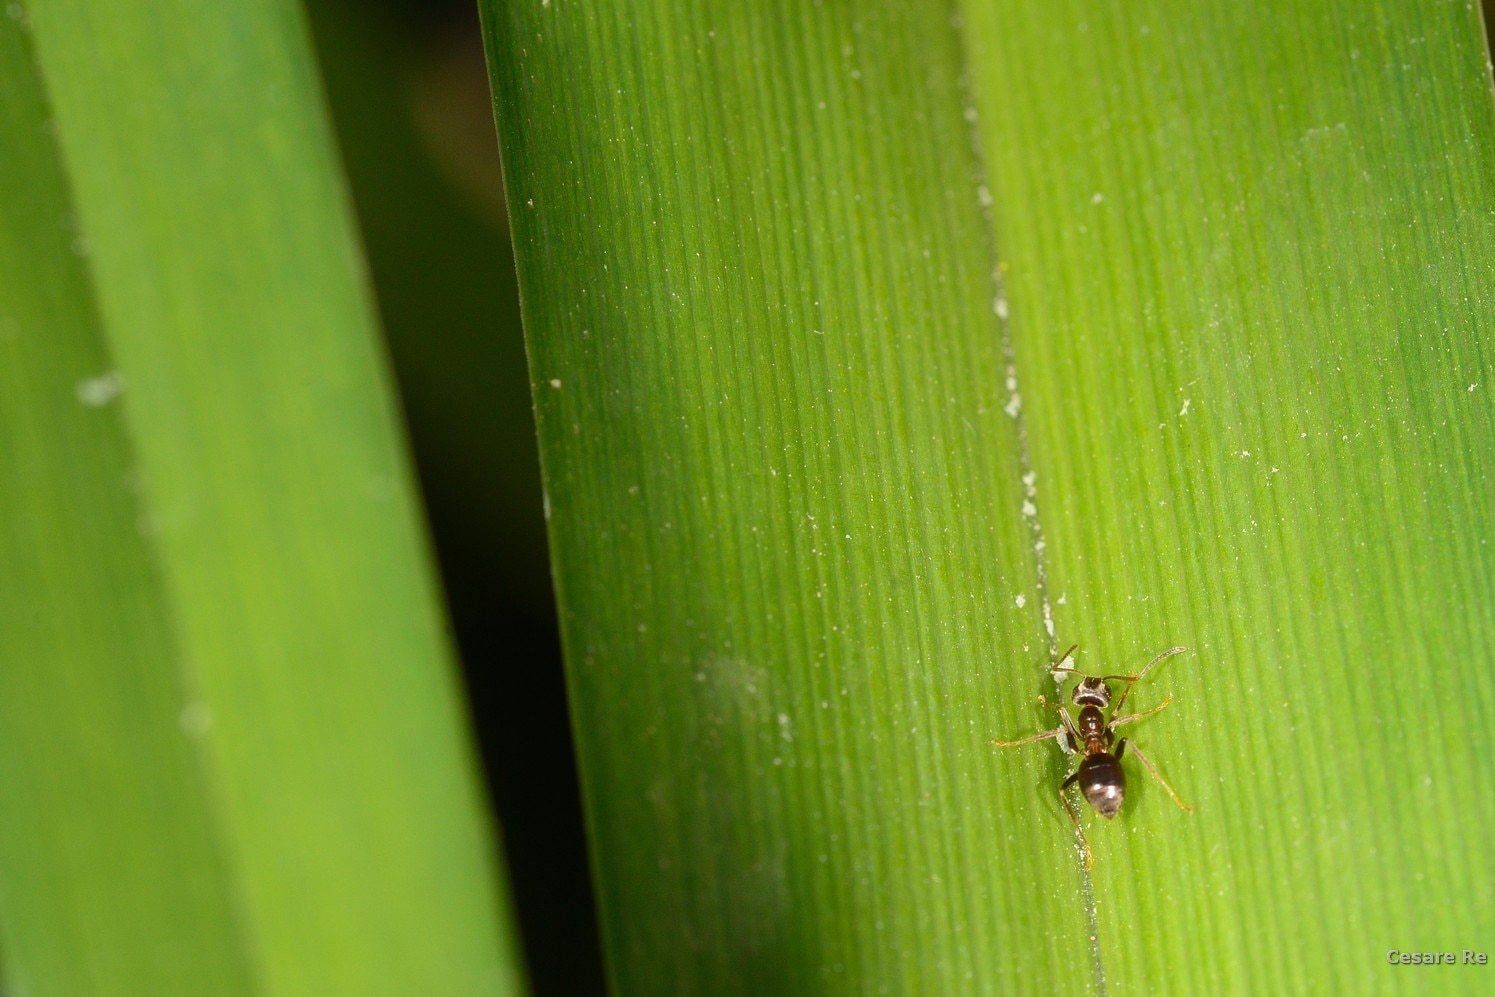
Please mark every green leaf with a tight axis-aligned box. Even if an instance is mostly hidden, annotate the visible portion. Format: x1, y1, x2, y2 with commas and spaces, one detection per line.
484, 0, 1495, 992
966, 1, 1495, 990
0, 3, 522, 993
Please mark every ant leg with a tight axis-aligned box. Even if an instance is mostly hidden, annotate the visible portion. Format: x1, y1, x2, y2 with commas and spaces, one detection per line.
990, 726, 1066, 747
1059, 770, 1094, 868
1056, 705, 1083, 749
1108, 693, 1174, 730
994, 698, 1084, 749
1113, 646, 1187, 715
1116, 738, 1193, 813
1041, 703, 1084, 753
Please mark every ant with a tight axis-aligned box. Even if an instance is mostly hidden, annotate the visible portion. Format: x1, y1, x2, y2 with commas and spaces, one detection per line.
991, 644, 1191, 868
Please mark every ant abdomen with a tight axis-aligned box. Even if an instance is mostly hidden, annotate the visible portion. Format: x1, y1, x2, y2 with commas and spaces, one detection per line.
1077, 754, 1125, 819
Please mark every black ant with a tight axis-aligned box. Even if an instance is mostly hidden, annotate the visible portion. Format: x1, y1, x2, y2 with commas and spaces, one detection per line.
991, 644, 1191, 868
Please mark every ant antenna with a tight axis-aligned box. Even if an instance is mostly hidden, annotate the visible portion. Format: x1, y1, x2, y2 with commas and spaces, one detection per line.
1137, 645, 1187, 681
1112, 646, 1186, 716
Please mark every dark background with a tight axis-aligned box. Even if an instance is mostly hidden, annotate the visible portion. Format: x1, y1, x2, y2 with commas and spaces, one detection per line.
301, 2, 1495, 993
303, 1, 602, 992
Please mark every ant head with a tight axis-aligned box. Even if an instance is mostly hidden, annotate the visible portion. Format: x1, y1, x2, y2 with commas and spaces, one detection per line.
1070, 675, 1112, 709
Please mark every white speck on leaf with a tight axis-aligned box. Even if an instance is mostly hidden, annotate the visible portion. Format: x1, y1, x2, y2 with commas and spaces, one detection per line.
1015, 593, 1027, 608
77, 370, 124, 407
180, 702, 212, 737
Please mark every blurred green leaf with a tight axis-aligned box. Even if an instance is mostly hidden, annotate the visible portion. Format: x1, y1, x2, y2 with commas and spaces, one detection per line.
0, 3, 522, 992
